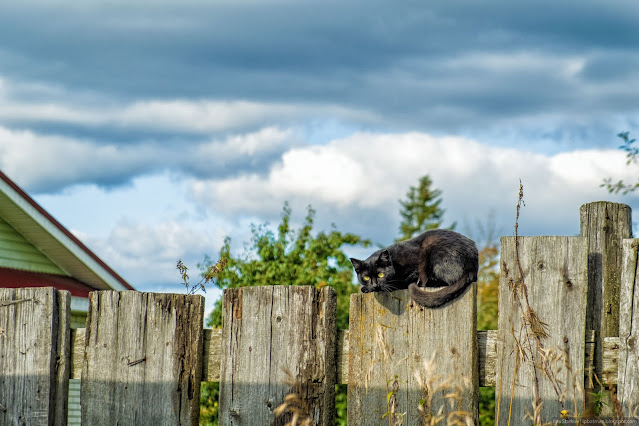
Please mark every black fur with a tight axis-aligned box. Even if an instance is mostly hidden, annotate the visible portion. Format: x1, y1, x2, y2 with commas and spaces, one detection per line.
350, 229, 478, 308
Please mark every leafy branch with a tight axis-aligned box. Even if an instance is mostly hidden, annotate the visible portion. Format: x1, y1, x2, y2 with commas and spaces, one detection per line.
177, 257, 228, 295
602, 132, 639, 194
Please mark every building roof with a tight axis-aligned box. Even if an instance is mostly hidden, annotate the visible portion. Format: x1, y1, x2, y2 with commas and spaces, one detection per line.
0, 170, 133, 291
0, 267, 92, 298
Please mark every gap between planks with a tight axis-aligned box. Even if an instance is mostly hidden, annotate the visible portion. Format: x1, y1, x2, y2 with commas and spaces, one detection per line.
70, 328, 619, 386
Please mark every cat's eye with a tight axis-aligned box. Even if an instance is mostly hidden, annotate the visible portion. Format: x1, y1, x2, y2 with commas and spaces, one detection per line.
378, 272, 385, 278
363, 276, 370, 281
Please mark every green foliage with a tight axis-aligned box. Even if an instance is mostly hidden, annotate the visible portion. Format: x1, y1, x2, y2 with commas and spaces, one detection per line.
479, 387, 496, 426
602, 131, 639, 194
205, 202, 370, 330
470, 228, 499, 424
199, 382, 219, 425
477, 244, 499, 331
335, 384, 348, 425
397, 175, 452, 241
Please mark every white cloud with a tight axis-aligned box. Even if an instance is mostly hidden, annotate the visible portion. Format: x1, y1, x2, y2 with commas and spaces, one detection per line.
0, 124, 299, 191
0, 74, 378, 134
187, 131, 638, 239
194, 126, 297, 167
270, 145, 366, 206
0, 126, 158, 189
117, 100, 296, 132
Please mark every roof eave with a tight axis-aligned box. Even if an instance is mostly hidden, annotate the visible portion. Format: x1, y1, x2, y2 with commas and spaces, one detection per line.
0, 171, 133, 291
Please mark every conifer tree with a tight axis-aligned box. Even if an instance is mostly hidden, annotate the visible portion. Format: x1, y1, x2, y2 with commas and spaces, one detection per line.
396, 175, 452, 241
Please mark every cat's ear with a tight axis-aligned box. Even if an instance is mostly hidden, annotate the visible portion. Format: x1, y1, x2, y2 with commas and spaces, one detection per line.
350, 258, 364, 272
377, 250, 392, 265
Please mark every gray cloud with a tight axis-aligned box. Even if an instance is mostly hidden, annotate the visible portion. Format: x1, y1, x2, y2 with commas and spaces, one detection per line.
0, 125, 297, 193
1, 0, 638, 198
0, 1, 637, 139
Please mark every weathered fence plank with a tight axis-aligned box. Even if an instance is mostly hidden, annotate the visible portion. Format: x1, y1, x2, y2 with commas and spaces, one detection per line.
496, 236, 588, 423
348, 286, 478, 425
81, 291, 204, 426
0, 287, 71, 426
581, 203, 632, 379
619, 239, 639, 413
219, 286, 337, 425
72, 326, 620, 386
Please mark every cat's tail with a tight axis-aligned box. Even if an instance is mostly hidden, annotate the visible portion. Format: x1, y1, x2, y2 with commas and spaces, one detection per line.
408, 274, 475, 308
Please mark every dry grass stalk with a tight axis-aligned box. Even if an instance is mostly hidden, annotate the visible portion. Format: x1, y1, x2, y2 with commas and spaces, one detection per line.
414, 354, 473, 426
506, 181, 571, 424
373, 324, 406, 426
274, 370, 313, 426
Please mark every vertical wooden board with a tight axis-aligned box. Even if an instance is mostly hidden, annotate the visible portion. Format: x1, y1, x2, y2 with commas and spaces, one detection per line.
53, 289, 71, 426
496, 237, 588, 423
0, 287, 71, 426
348, 286, 478, 425
619, 239, 639, 412
81, 291, 204, 426
202, 328, 222, 382
580, 203, 632, 373
219, 286, 337, 426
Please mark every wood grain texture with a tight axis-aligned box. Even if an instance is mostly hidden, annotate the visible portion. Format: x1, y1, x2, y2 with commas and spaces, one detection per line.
479, 330, 498, 387
219, 286, 337, 426
618, 239, 639, 412
202, 328, 222, 383
336, 330, 348, 385
0, 287, 70, 426
580, 203, 632, 369
72, 327, 619, 386
81, 291, 204, 426
496, 236, 588, 423
70, 328, 84, 380
348, 286, 478, 425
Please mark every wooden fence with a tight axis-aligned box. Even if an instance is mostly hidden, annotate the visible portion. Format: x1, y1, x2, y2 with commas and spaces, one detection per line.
1, 201, 638, 425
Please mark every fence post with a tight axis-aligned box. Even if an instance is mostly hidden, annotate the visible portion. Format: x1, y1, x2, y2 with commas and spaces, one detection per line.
619, 239, 639, 413
348, 286, 479, 425
219, 286, 337, 425
0, 287, 71, 426
580, 202, 632, 412
81, 291, 204, 426
496, 236, 588, 423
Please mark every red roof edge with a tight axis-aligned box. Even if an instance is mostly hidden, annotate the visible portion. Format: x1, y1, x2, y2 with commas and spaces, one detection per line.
0, 170, 134, 290
0, 268, 94, 298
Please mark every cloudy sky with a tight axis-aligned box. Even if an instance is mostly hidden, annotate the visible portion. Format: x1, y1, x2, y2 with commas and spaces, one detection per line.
1, 1, 638, 318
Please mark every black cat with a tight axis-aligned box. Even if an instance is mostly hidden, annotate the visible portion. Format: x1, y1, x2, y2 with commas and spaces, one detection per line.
350, 229, 478, 308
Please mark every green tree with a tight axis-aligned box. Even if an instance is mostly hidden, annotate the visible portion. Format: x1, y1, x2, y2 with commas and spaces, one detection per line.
205, 202, 369, 330
602, 131, 638, 194
397, 175, 452, 241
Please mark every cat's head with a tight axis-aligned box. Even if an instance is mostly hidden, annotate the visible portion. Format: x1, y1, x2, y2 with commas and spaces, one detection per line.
350, 249, 397, 293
